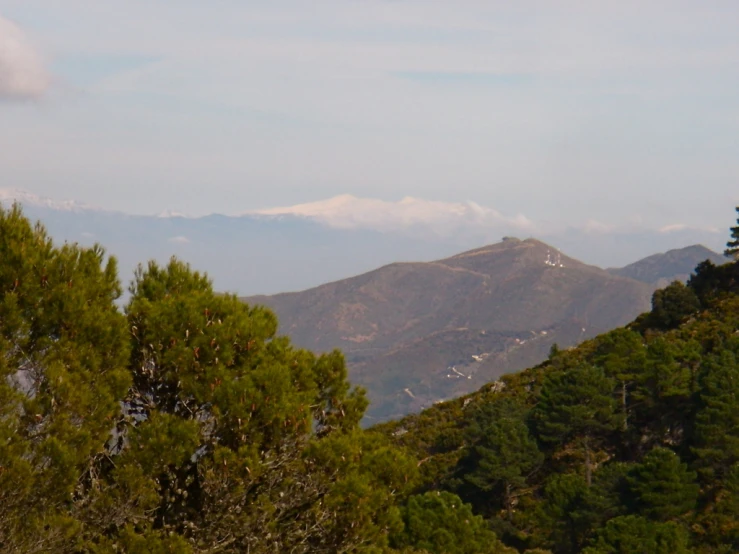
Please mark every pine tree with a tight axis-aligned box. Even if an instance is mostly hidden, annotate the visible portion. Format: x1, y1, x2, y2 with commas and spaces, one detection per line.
93, 258, 406, 552
583, 515, 693, 554
692, 350, 739, 483
633, 336, 698, 443
724, 206, 739, 259
391, 491, 515, 554
648, 282, 701, 330
0, 204, 130, 551
533, 364, 620, 486
536, 473, 591, 553
625, 447, 699, 521
594, 329, 647, 433
464, 401, 543, 517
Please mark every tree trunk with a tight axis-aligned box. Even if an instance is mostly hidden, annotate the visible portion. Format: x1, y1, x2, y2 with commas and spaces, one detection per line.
504, 482, 512, 519
622, 381, 628, 432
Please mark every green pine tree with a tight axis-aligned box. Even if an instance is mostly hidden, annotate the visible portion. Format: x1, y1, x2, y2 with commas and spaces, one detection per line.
535, 473, 591, 554
583, 515, 693, 554
533, 364, 620, 486
391, 491, 515, 554
92, 258, 407, 552
724, 206, 739, 259
0, 204, 130, 552
648, 282, 701, 330
692, 350, 739, 483
625, 447, 699, 521
464, 401, 543, 517
594, 328, 647, 433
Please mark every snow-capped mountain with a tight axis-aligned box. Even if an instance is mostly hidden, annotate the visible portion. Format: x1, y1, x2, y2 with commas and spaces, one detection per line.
251, 194, 534, 236
0, 188, 726, 297
0, 188, 102, 213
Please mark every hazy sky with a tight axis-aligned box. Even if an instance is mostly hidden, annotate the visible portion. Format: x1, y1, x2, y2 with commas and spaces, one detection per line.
1, 1, 738, 233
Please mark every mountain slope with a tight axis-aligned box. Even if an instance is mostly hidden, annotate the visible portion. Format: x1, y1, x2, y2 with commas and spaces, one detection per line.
246, 238, 653, 420
607, 244, 726, 286
374, 258, 739, 553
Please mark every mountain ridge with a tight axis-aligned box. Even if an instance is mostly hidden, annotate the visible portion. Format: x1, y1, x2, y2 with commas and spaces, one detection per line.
0, 188, 726, 298
244, 237, 657, 420
607, 243, 727, 286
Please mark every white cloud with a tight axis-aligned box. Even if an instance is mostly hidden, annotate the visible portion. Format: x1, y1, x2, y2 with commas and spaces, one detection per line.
253, 194, 535, 236
659, 223, 720, 234
168, 235, 190, 244
659, 223, 688, 233
0, 15, 49, 100
582, 219, 615, 234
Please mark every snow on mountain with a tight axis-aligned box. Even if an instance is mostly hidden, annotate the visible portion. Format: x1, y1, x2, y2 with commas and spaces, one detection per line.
251, 194, 535, 235
0, 188, 101, 213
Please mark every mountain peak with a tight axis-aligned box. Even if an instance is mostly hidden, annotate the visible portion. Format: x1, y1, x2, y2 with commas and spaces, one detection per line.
0, 188, 100, 213
607, 244, 727, 286
439, 237, 590, 275
245, 240, 652, 420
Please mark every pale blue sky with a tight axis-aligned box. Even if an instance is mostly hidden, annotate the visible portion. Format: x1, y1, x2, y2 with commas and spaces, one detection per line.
1, 0, 738, 235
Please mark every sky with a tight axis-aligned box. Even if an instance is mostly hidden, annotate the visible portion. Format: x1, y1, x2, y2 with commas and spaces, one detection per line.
1, 1, 738, 235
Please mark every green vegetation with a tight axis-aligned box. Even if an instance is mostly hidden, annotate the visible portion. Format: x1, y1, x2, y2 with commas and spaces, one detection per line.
2, 201, 739, 552
0, 204, 415, 553
377, 216, 739, 553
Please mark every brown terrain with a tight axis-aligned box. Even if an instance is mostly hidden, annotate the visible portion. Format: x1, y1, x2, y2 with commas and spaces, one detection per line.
245, 238, 721, 422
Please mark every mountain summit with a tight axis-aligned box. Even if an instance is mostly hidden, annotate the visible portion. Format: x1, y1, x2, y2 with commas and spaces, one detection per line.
0, 188, 100, 213
246, 238, 653, 421
607, 244, 727, 286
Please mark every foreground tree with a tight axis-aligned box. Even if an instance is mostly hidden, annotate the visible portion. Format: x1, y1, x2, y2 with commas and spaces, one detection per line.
0, 205, 130, 552
86, 258, 413, 552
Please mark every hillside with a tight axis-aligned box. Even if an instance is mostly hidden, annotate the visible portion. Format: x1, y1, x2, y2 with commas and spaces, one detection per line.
607, 244, 726, 287
246, 238, 653, 420
374, 257, 739, 553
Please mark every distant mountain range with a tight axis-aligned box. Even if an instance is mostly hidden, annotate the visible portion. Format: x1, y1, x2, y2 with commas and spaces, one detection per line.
0, 188, 727, 297
245, 238, 726, 421
607, 244, 727, 287
1, 188, 727, 420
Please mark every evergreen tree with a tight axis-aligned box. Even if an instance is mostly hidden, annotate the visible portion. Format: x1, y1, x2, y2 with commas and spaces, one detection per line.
464, 400, 543, 517
391, 491, 514, 554
724, 206, 739, 259
707, 462, 739, 549
535, 473, 591, 554
533, 364, 620, 485
579, 462, 631, 532
0, 204, 130, 552
633, 337, 698, 444
692, 350, 739, 483
593, 329, 646, 433
625, 447, 699, 521
92, 258, 407, 552
583, 515, 692, 554
648, 282, 701, 330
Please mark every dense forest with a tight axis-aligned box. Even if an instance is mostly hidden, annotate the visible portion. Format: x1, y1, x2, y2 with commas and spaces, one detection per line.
2, 202, 739, 553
